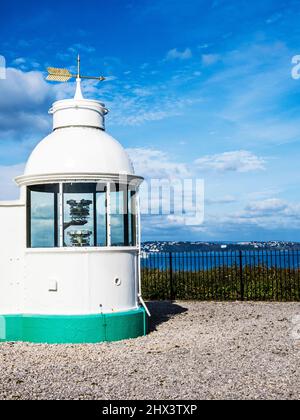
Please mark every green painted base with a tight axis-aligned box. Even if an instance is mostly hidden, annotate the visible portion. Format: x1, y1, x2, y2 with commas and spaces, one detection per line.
0, 308, 147, 344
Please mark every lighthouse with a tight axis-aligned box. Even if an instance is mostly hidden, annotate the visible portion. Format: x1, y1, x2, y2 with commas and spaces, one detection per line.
0, 60, 148, 344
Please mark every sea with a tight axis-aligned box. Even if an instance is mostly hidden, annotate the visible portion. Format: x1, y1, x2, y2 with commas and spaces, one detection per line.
140, 249, 300, 271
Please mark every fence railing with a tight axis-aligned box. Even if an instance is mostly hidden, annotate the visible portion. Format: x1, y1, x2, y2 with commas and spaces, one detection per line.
141, 250, 300, 301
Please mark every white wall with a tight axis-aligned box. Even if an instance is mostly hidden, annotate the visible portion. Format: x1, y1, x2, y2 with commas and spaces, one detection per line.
23, 249, 139, 315
0, 204, 25, 314
0, 199, 139, 316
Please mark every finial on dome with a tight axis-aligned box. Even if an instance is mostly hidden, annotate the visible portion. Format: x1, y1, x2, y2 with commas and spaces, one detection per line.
74, 78, 84, 100
74, 55, 84, 100
77, 54, 80, 79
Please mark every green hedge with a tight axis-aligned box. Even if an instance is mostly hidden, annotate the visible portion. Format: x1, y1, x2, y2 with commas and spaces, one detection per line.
141, 265, 300, 301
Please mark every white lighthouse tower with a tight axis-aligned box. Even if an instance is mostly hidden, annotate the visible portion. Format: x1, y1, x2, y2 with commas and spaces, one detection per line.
0, 60, 148, 343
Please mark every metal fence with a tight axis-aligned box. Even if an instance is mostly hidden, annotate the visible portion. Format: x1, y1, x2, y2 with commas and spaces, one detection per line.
141, 250, 300, 301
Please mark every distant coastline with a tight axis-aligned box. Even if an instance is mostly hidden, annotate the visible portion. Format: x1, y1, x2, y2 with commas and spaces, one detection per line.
141, 241, 300, 253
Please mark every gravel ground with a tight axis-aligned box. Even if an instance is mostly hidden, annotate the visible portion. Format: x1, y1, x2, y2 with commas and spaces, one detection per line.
0, 301, 299, 400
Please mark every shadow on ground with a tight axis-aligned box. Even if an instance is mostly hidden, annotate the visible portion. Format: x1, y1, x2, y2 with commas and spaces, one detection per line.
146, 301, 188, 333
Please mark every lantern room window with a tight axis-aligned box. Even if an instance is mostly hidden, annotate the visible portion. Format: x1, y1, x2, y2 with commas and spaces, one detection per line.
63, 183, 96, 247
27, 182, 137, 249
96, 184, 107, 247
110, 185, 126, 246
128, 189, 137, 247
27, 184, 59, 248
110, 185, 137, 247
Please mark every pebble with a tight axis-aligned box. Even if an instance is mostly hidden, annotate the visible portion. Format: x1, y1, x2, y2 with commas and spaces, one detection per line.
0, 301, 299, 400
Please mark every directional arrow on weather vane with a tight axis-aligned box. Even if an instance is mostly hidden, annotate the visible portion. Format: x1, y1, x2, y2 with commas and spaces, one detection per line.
46, 55, 106, 83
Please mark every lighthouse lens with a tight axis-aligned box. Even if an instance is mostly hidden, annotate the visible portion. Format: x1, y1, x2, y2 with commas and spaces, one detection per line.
63, 183, 95, 247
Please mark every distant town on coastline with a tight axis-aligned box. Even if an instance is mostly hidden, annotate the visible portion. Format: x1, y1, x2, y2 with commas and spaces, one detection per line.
141, 241, 300, 253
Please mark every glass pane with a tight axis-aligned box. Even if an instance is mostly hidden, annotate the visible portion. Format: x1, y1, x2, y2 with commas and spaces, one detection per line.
110, 188, 125, 246
96, 186, 107, 247
63, 183, 95, 247
29, 185, 58, 248
128, 190, 137, 246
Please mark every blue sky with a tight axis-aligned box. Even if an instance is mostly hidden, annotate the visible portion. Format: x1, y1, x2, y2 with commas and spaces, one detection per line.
1, 0, 300, 242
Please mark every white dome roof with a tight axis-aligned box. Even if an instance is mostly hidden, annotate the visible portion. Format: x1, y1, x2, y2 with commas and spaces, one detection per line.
15, 78, 140, 186
24, 126, 134, 176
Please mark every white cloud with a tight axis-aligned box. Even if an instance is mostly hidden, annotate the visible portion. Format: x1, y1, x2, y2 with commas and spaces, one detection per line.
206, 195, 237, 205
116, 109, 178, 126
104, 75, 118, 82
0, 68, 51, 110
0, 67, 90, 141
283, 203, 300, 219
266, 13, 282, 25
56, 52, 72, 61
237, 198, 300, 222
127, 148, 190, 179
10, 57, 41, 71
198, 43, 210, 49
109, 95, 198, 126
68, 43, 95, 54
0, 163, 25, 200
12, 57, 26, 65
187, 196, 300, 236
132, 88, 152, 97
218, 198, 300, 230
201, 54, 220, 66
0, 68, 54, 140
195, 150, 266, 173
166, 48, 192, 61
245, 198, 287, 215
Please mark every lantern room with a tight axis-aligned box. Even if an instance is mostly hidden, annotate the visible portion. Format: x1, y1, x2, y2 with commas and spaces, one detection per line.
0, 76, 148, 344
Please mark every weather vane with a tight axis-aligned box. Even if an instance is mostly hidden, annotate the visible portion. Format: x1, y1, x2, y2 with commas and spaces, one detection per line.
46, 55, 105, 83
